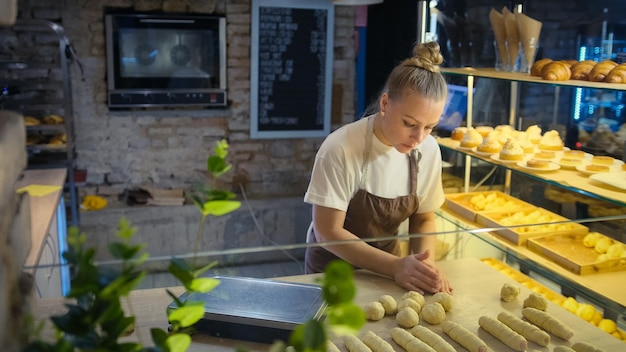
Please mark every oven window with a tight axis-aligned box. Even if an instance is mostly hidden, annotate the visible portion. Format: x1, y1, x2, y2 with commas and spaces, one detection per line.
119, 28, 216, 80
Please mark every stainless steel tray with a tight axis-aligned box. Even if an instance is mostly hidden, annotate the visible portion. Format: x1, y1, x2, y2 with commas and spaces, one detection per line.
168, 276, 326, 342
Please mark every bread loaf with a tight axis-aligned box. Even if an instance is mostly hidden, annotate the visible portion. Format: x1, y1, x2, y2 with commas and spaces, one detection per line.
541, 61, 571, 81
530, 58, 552, 77
605, 64, 626, 83
570, 60, 596, 80
589, 60, 618, 82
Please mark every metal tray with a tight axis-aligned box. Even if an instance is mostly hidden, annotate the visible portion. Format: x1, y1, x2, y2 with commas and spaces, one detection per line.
168, 276, 326, 343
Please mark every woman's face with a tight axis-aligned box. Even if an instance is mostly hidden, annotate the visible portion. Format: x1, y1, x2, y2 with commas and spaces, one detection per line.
377, 91, 445, 153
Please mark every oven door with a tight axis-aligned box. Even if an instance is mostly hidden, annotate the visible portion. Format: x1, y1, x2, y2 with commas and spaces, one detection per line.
105, 13, 227, 107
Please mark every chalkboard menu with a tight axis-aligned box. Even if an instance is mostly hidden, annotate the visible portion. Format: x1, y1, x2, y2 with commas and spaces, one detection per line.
250, 0, 334, 139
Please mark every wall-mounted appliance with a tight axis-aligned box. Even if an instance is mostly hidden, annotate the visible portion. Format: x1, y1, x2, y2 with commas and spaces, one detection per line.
105, 13, 227, 108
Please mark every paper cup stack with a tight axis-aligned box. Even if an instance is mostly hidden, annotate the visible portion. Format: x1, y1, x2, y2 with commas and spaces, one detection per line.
489, 7, 542, 73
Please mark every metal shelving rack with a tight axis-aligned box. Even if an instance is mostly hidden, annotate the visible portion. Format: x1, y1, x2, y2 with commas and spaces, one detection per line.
0, 19, 80, 226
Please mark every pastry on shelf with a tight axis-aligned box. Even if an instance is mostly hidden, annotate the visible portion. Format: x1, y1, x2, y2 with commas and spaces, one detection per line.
540, 61, 571, 81
460, 127, 483, 148
591, 155, 615, 165
477, 133, 502, 153
538, 130, 564, 151
525, 124, 542, 144
475, 125, 494, 137
499, 138, 524, 161
605, 64, 626, 83
48, 133, 67, 145
526, 159, 551, 168
512, 131, 535, 153
23, 115, 41, 126
559, 59, 579, 68
570, 60, 596, 81
530, 58, 552, 77
588, 60, 618, 82
534, 151, 556, 159
562, 150, 586, 159
451, 126, 467, 141
42, 114, 65, 125
585, 164, 610, 173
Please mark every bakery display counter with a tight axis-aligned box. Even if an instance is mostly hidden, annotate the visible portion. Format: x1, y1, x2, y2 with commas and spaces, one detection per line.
438, 207, 626, 321
438, 137, 626, 207
32, 258, 625, 351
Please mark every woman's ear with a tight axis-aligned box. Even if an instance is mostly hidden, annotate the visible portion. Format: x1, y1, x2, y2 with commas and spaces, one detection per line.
379, 93, 388, 114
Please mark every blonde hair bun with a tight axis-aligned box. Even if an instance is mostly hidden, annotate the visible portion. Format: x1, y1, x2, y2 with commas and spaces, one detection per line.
406, 41, 443, 73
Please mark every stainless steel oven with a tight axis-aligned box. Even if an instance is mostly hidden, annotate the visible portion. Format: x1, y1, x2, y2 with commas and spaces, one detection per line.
105, 13, 227, 108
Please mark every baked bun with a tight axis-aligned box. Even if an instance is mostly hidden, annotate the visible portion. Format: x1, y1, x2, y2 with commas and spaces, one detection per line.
451, 127, 467, 141
526, 159, 551, 169
559, 158, 583, 166
531, 58, 553, 77
460, 127, 483, 148
534, 151, 556, 160
23, 115, 41, 126
591, 155, 615, 165
560, 60, 579, 68
499, 138, 524, 161
605, 64, 626, 83
477, 133, 502, 154
570, 60, 596, 80
563, 150, 586, 159
42, 114, 64, 125
585, 164, 610, 172
541, 61, 571, 81
475, 125, 494, 137
589, 60, 618, 82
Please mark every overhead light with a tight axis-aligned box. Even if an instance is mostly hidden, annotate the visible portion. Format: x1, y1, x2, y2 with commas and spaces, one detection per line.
333, 0, 383, 5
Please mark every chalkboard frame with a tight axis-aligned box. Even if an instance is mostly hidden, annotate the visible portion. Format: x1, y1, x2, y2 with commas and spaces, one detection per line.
250, 0, 335, 139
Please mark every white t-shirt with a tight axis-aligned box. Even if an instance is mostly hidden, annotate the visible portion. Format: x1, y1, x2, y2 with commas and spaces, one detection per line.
304, 116, 445, 213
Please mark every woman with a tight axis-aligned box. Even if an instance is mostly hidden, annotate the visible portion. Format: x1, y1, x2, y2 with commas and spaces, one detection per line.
304, 41, 452, 294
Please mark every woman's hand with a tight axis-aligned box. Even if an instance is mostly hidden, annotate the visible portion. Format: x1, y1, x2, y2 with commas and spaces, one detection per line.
392, 250, 453, 294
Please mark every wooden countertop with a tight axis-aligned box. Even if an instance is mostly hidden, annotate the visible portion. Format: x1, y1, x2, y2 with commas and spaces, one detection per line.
32, 258, 625, 351
15, 168, 66, 269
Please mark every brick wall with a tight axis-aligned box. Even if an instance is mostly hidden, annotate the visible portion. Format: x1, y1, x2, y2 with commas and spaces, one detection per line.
9, 0, 356, 200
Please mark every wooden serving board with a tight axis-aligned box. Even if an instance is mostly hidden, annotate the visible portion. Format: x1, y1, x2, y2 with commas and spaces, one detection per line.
444, 191, 535, 223
528, 233, 626, 275
476, 207, 589, 246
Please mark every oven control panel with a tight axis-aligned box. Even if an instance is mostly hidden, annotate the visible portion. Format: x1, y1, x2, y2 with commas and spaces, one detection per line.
108, 90, 227, 108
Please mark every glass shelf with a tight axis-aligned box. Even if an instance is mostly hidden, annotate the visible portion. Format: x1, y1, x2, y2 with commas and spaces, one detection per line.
441, 67, 626, 91
438, 138, 626, 208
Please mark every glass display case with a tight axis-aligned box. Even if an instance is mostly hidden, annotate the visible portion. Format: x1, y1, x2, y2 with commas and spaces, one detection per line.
438, 66, 626, 328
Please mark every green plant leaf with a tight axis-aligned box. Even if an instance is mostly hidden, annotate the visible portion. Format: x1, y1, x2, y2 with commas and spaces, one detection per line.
207, 155, 227, 173
189, 277, 220, 293
168, 259, 194, 287
289, 319, 326, 352
166, 333, 192, 352
150, 327, 169, 347
325, 302, 366, 336
201, 200, 241, 216
168, 305, 205, 328
192, 260, 219, 277
100, 271, 146, 298
319, 260, 355, 305
214, 139, 229, 158
116, 217, 138, 241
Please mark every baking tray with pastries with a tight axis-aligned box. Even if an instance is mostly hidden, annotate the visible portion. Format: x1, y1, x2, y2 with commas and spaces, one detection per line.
475, 206, 589, 246
444, 190, 535, 223
530, 57, 626, 83
527, 231, 626, 275
26, 132, 67, 149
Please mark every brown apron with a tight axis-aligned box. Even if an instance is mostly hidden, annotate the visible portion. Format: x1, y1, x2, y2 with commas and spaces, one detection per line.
305, 116, 421, 274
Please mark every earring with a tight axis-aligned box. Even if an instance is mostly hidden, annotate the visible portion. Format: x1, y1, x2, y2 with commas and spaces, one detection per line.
380, 111, 385, 117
